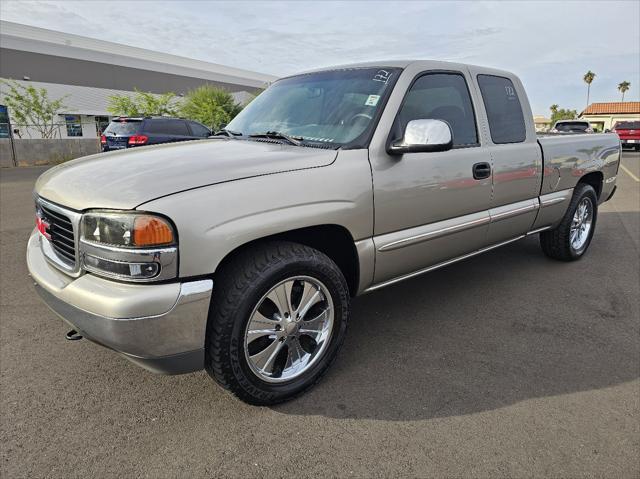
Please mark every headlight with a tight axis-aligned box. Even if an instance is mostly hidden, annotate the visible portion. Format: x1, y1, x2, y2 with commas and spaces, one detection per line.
82, 212, 174, 247
80, 211, 178, 282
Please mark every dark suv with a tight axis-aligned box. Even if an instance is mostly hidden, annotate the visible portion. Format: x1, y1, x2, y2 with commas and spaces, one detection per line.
101, 117, 211, 151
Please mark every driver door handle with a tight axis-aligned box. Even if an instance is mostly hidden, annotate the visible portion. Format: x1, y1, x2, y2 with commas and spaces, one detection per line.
472, 162, 491, 180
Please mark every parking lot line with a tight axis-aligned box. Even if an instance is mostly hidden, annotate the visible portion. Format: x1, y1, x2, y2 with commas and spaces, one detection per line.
620, 163, 639, 182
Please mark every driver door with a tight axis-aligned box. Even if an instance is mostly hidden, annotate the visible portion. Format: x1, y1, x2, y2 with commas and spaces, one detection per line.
369, 70, 493, 285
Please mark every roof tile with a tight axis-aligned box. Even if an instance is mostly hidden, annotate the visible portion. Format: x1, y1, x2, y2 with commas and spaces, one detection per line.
582, 102, 640, 115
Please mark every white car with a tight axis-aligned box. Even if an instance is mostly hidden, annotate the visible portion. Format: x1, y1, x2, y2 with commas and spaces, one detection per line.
550, 120, 594, 134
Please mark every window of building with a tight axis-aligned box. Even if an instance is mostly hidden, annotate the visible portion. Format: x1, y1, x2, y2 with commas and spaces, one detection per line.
65, 115, 83, 137
0, 105, 9, 139
477, 75, 526, 144
395, 73, 478, 147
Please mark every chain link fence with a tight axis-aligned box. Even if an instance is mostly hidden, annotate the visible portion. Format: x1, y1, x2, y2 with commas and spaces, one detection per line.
0, 121, 103, 140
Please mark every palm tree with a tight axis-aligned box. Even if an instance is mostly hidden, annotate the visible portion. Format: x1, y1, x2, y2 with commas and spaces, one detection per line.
618, 81, 630, 102
583, 70, 596, 108
550, 104, 559, 114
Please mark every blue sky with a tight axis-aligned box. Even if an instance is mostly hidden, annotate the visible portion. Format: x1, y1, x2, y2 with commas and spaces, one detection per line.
2, 0, 639, 115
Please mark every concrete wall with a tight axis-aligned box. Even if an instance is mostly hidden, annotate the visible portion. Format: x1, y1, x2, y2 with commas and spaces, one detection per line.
0, 138, 100, 167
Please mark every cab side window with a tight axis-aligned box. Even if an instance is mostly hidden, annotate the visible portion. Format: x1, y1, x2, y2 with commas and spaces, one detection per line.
396, 73, 478, 147
477, 75, 526, 144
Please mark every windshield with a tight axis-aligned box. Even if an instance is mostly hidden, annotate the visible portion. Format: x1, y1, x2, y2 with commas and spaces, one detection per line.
227, 67, 400, 147
104, 120, 142, 136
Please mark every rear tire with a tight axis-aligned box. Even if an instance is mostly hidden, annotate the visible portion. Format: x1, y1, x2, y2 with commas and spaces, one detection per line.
204, 241, 350, 405
540, 183, 598, 261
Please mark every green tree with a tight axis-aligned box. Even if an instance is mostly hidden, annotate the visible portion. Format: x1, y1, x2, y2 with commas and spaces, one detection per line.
618, 81, 630, 102
179, 85, 242, 131
583, 70, 596, 108
1, 80, 67, 138
107, 89, 178, 117
549, 105, 578, 125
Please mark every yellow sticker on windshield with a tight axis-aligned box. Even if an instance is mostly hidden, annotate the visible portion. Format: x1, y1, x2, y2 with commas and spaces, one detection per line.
365, 94, 380, 106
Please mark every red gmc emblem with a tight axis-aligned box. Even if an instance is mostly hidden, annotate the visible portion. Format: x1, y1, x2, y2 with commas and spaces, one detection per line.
36, 211, 51, 240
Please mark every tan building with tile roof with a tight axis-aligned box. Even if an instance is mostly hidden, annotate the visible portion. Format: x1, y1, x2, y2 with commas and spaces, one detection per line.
533, 115, 551, 132
579, 102, 640, 132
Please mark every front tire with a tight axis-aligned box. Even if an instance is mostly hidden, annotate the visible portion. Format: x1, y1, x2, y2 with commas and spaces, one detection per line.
540, 183, 598, 261
205, 241, 350, 405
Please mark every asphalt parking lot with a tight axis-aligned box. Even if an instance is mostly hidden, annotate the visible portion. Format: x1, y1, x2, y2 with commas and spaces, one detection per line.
1, 151, 639, 478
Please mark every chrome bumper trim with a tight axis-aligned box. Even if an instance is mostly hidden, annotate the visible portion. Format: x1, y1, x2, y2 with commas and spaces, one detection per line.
34, 279, 212, 363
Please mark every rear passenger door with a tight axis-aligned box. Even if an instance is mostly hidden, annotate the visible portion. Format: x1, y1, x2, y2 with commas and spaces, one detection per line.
470, 71, 543, 243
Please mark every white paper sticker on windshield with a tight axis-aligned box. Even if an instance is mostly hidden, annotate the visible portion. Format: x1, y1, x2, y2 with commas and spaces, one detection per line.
365, 94, 380, 106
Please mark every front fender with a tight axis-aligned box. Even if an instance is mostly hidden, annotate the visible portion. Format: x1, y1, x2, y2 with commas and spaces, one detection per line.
138, 150, 373, 278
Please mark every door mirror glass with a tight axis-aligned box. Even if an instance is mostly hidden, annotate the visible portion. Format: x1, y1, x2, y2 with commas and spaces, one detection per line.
388, 119, 453, 155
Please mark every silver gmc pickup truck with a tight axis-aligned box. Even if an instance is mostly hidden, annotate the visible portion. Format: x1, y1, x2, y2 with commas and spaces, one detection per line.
27, 61, 620, 404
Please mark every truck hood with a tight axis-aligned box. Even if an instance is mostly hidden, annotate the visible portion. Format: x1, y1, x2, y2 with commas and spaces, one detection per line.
35, 139, 338, 210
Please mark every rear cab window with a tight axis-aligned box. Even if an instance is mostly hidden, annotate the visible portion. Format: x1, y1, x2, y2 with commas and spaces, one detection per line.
614, 121, 640, 130
103, 120, 142, 136
554, 122, 591, 132
477, 75, 526, 144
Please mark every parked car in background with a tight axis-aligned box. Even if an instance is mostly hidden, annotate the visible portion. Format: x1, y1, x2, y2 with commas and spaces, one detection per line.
550, 120, 594, 133
612, 121, 640, 150
100, 117, 211, 151
28, 60, 620, 405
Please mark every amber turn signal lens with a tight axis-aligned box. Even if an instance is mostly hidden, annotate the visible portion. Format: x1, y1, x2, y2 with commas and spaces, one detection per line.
132, 216, 174, 246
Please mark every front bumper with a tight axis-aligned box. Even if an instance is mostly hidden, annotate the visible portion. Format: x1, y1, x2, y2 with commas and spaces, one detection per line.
26, 229, 213, 374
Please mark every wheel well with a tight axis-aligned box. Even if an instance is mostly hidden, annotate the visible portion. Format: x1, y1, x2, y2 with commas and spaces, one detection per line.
215, 225, 360, 296
578, 171, 603, 199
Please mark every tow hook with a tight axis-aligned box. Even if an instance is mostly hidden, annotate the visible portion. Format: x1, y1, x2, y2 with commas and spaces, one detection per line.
65, 329, 83, 341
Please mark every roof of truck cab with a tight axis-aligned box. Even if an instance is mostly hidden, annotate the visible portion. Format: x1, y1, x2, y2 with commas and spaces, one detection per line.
292, 60, 515, 78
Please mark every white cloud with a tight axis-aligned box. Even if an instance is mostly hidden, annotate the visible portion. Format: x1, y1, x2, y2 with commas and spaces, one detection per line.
1, 0, 638, 114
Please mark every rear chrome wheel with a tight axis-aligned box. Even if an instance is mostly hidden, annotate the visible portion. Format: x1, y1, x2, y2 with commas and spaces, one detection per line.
540, 183, 598, 261
244, 276, 334, 383
570, 197, 593, 254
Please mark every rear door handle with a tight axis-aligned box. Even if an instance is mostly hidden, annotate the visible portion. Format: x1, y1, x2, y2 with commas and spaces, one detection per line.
472, 162, 491, 180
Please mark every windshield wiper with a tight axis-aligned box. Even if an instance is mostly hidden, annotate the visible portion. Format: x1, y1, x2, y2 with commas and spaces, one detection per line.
248, 131, 304, 146
212, 128, 243, 137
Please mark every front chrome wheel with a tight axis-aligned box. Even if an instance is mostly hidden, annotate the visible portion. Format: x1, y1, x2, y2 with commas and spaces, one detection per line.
244, 276, 334, 383
570, 197, 593, 253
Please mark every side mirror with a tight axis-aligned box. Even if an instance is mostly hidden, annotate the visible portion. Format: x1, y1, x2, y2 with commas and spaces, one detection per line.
388, 119, 453, 155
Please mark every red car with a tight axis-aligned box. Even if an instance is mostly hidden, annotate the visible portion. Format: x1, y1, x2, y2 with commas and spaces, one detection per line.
612, 121, 640, 150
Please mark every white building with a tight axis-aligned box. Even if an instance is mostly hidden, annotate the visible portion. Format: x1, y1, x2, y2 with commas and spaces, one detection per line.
0, 21, 277, 139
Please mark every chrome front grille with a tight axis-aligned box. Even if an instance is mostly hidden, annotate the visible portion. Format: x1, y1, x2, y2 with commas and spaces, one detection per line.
36, 198, 82, 276
40, 203, 76, 266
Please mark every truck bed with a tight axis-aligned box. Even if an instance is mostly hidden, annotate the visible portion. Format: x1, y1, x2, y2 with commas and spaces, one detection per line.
536, 132, 620, 200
